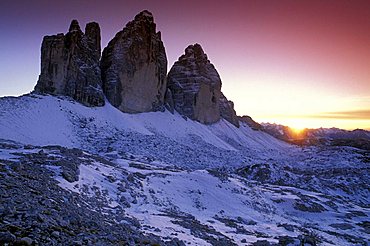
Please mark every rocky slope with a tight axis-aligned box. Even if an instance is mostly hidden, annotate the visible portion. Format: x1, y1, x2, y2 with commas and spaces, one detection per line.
34, 20, 105, 107
101, 10, 167, 113
0, 128, 368, 245
0, 95, 368, 246
0, 140, 183, 246
0, 95, 288, 169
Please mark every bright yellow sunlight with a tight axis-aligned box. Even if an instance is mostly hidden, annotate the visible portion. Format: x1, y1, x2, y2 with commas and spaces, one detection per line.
290, 127, 304, 134
258, 116, 370, 130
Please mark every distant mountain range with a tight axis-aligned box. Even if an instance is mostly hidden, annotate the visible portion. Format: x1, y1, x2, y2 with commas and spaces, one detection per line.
261, 123, 370, 150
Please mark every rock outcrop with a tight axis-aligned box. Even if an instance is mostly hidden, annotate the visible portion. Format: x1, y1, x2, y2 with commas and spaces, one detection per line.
101, 10, 167, 113
166, 44, 221, 124
239, 115, 262, 130
219, 93, 240, 127
167, 44, 239, 126
34, 20, 105, 106
33, 12, 240, 126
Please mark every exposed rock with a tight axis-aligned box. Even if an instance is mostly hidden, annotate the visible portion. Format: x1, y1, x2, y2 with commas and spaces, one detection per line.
17, 237, 33, 245
51, 231, 60, 238
167, 43, 239, 126
101, 10, 167, 113
219, 92, 239, 127
329, 223, 354, 230
164, 88, 175, 113
252, 240, 271, 246
239, 115, 262, 130
85, 22, 101, 58
0, 142, 177, 246
34, 19, 105, 106
167, 44, 222, 124
0, 231, 16, 244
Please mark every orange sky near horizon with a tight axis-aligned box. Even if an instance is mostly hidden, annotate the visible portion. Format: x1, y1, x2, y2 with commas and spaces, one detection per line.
0, 0, 369, 130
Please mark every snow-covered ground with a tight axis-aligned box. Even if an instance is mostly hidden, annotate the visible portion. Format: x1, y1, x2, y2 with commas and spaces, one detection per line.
0, 141, 368, 245
0, 94, 291, 169
0, 94, 369, 245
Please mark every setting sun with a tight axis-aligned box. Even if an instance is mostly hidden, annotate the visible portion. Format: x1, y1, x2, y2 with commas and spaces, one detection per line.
290, 127, 305, 135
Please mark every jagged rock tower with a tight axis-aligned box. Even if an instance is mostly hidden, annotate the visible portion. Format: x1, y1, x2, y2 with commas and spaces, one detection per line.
166, 44, 221, 124
167, 44, 239, 127
34, 20, 105, 106
33, 11, 239, 127
101, 10, 167, 113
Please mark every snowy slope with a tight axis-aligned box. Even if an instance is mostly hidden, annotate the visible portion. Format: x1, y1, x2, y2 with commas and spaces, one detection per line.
0, 94, 291, 169
0, 95, 369, 245
1, 140, 368, 245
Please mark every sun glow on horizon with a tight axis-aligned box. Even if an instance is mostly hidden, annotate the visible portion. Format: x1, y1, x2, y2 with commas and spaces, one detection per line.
290, 127, 305, 135
258, 116, 370, 131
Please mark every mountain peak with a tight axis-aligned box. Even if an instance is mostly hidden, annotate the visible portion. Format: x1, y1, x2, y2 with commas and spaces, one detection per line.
35, 18, 104, 106
101, 9, 167, 113
183, 43, 208, 61
134, 10, 154, 23
68, 19, 81, 32
167, 44, 239, 126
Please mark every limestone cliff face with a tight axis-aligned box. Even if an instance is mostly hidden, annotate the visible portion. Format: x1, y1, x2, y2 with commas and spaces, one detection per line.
34, 20, 104, 106
167, 44, 221, 124
33, 12, 240, 127
167, 44, 239, 126
101, 10, 167, 113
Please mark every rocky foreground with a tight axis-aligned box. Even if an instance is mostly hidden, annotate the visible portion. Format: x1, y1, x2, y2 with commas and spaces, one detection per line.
0, 137, 369, 245
0, 140, 184, 246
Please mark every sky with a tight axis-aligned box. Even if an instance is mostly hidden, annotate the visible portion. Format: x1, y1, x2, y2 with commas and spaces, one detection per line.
0, 0, 369, 130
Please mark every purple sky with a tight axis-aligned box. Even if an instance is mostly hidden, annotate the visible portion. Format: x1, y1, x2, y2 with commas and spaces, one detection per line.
1, 0, 369, 129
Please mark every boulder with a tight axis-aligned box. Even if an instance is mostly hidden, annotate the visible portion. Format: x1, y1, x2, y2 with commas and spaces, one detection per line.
101, 10, 167, 113
34, 20, 105, 106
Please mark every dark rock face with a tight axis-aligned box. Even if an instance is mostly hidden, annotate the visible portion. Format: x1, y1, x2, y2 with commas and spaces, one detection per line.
101, 10, 167, 113
167, 44, 239, 126
239, 115, 262, 130
34, 20, 105, 106
219, 93, 239, 127
164, 88, 175, 113
167, 44, 221, 124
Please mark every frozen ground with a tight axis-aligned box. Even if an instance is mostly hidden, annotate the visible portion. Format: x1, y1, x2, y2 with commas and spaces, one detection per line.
0, 94, 290, 169
0, 95, 369, 245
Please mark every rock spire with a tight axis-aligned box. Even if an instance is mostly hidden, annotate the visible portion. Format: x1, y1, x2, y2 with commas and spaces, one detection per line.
33, 12, 240, 127
100, 10, 167, 113
166, 44, 239, 127
34, 20, 105, 106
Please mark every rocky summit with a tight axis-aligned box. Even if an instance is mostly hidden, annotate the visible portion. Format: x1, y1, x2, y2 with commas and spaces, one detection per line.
33, 11, 240, 127
101, 10, 167, 113
167, 44, 239, 126
34, 20, 105, 107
